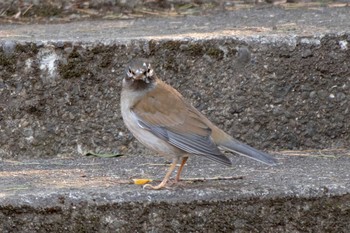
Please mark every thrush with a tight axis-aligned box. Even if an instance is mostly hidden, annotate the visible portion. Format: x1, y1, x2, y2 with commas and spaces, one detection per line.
120, 59, 277, 189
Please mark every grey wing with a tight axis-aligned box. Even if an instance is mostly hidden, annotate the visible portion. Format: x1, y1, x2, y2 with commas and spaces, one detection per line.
137, 120, 232, 166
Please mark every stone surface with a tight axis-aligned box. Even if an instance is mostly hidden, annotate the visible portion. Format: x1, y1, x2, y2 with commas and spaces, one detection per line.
0, 4, 350, 232
1, 7, 350, 159
0, 150, 350, 232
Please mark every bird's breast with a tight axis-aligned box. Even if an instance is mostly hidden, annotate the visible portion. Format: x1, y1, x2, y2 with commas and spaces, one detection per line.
120, 87, 185, 159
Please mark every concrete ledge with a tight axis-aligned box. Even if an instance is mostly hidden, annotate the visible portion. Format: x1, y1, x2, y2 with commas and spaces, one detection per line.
0, 7, 350, 230
1, 150, 350, 231
1, 7, 350, 159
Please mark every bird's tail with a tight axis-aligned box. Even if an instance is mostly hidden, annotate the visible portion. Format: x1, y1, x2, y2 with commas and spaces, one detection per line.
219, 136, 277, 165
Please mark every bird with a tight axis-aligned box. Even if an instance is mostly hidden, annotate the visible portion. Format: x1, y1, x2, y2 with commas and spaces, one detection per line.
120, 58, 277, 190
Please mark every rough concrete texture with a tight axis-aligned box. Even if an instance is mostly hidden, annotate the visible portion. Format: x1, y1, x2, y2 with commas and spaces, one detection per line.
0, 150, 350, 232
0, 4, 350, 232
1, 7, 350, 159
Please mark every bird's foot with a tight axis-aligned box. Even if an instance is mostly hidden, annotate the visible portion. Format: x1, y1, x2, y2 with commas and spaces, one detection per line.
143, 179, 184, 190
143, 179, 170, 190
143, 183, 166, 190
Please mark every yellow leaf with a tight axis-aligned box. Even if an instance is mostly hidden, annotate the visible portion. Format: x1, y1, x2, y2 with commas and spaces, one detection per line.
133, 179, 152, 185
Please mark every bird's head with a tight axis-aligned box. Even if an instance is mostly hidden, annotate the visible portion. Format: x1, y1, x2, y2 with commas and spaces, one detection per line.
125, 59, 155, 85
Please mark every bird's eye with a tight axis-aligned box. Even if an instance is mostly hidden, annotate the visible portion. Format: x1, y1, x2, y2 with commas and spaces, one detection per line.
127, 68, 134, 77
147, 68, 153, 77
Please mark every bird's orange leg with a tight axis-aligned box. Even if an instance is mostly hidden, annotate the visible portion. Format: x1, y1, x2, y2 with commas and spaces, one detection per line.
175, 157, 188, 183
143, 158, 179, 190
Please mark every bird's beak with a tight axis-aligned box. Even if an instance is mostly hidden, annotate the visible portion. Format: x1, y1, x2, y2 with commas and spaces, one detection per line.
134, 73, 145, 81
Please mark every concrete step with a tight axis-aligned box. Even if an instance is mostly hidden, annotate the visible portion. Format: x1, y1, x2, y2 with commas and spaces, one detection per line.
0, 5, 350, 232
1, 150, 349, 232
1, 6, 349, 160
